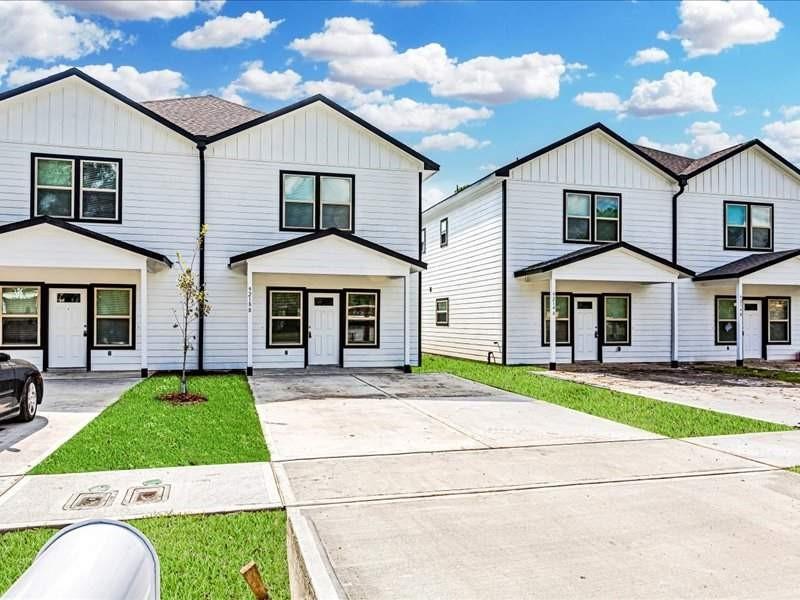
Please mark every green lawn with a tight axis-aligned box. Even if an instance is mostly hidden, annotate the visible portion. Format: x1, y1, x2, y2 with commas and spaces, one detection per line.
698, 364, 800, 385
416, 354, 792, 438
0, 511, 288, 600
31, 375, 269, 475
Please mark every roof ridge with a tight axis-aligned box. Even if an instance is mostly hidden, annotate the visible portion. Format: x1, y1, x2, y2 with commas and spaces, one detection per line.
633, 143, 692, 161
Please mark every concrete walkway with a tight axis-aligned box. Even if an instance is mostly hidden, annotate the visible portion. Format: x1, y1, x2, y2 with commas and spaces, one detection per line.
686, 430, 800, 468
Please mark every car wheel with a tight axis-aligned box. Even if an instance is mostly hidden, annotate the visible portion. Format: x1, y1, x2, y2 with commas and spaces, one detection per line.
17, 377, 39, 422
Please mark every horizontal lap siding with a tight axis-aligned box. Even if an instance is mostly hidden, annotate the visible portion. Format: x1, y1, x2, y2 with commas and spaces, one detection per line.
422, 184, 503, 362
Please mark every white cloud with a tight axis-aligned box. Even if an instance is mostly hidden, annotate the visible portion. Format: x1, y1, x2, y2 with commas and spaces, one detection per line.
422, 184, 447, 209
661, 0, 782, 58
415, 132, 490, 152
478, 163, 498, 172
221, 61, 301, 102
636, 136, 692, 157
628, 47, 669, 66
637, 120, 744, 158
354, 98, 493, 132
763, 109, 772, 118
7, 63, 186, 100
763, 119, 800, 162
574, 92, 623, 112
299, 79, 393, 107
731, 106, 747, 117
58, 0, 201, 21
780, 105, 800, 119
0, 1, 123, 81
173, 10, 281, 50
290, 17, 396, 60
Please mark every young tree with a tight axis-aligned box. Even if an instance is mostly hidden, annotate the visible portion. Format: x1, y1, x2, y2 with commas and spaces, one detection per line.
173, 225, 211, 395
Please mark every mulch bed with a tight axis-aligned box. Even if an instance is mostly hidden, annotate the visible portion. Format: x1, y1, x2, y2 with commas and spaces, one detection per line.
159, 391, 208, 405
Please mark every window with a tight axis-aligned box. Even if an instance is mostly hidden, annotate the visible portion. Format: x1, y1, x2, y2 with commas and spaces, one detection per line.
564, 191, 621, 243
435, 298, 449, 326
768, 298, 790, 343
421, 228, 426, 255
542, 294, 570, 345
0, 286, 40, 347
280, 171, 354, 232
268, 289, 303, 346
724, 202, 773, 251
346, 291, 379, 346
94, 287, 133, 347
604, 295, 630, 344
32, 154, 122, 222
440, 218, 448, 248
716, 297, 737, 344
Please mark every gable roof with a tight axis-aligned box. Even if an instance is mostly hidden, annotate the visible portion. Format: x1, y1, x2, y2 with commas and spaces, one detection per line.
693, 248, 800, 281
142, 95, 265, 137
633, 145, 694, 174
0, 216, 173, 266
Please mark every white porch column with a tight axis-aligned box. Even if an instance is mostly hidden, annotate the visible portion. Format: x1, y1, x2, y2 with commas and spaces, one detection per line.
671, 280, 679, 368
549, 274, 557, 370
403, 273, 411, 372
735, 278, 744, 367
246, 262, 253, 376
139, 265, 148, 378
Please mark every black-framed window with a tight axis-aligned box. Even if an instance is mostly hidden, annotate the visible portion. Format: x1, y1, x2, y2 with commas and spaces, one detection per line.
280, 171, 354, 232
32, 154, 121, 222
0, 285, 40, 347
268, 289, 304, 347
421, 228, 426, 255
440, 218, 448, 247
716, 297, 737, 344
93, 287, 133, 348
564, 190, 621, 243
768, 298, 790, 343
435, 298, 449, 326
724, 201, 773, 251
542, 293, 570, 344
604, 295, 630, 344
345, 291, 379, 347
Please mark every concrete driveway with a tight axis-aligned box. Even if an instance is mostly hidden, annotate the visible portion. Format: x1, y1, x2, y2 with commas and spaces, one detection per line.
0, 373, 136, 477
253, 370, 800, 599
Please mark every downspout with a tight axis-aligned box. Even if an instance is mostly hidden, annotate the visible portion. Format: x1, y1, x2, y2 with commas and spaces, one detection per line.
501, 178, 507, 365
197, 138, 207, 373
672, 177, 686, 264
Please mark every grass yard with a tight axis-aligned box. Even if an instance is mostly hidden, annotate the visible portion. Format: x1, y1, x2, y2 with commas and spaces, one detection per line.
31, 375, 268, 475
0, 511, 288, 600
698, 364, 800, 385
416, 354, 792, 438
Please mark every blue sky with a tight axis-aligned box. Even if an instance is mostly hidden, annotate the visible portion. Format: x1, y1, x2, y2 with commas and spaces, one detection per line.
2, 1, 799, 204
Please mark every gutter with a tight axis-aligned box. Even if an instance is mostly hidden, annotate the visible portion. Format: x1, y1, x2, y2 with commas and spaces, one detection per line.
672, 177, 686, 264
197, 138, 208, 372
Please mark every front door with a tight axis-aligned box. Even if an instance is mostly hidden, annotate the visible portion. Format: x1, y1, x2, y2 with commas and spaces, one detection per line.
308, 292, 339, 366
49, 288, 87, 369
743, 300, 762, 359
573, 297, 598, 361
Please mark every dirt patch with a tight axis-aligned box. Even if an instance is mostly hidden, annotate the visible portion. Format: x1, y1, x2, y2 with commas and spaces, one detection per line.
159, 392, 208, 405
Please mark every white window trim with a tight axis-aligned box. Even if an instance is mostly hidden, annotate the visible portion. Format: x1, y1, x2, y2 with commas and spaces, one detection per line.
93, 287, 132, 348
594, 195, 621, 243
750, 205, 773, 250
320, 175, 353, 232
268, 289, 303, 347
346, 291, 379, 347
34, 157, 75, 219
716, 297, 737, 344
0, 286, 41, 347
604, 295, 630, 344
282, 173, 317, 231
767, 298, 790, 343
440, 218, 448, 248
80, 159, 120, 221
435, 298, 449, 327
565, 192, 592, 242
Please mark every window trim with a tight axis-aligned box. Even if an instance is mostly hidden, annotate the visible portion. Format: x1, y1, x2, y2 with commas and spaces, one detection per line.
439, 218, 448, 248
33, 156, 74, 219
0, 283, 42, 349
723, 201, 774, 252
79, 159, 121, 222
767, 297, 791, 345
279, 170, 355, 233
31, 153, 123, 224
92, 284, 135, 350
603, 293, 631, 346
435, 297, 449, 327
540, 292, 573, 346
344, 289, 380, 348
267, 287, 305, 348
563, 190, 622, 244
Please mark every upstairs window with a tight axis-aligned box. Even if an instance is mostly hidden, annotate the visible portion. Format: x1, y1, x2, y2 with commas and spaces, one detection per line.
564, 191, 621, 243
280, 171, 354, 232
321, 176, 353, 230
440, 218, 448, 247
724, 202, 773, 251
421, 228, 426, 255
32, 154, 121, 222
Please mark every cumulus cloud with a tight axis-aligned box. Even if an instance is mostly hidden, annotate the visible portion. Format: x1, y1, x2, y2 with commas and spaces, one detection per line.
354, 98, 493, 132
422, 184, 448, 209
763, 119, 800, 162
780, 105, 800, 119
574, 92, 623, 112
415, 132, 490, 152
659, 0, 782, 58
58, 0, 211, 21
7, 63, 186, 100
628, 47, 669, 66
731, 106, 747, 117
637, 121, 744, 157
0, 1, 123, 81
173, 10, 281, 50
221, 61, 302, 102
299, 79, 393, 107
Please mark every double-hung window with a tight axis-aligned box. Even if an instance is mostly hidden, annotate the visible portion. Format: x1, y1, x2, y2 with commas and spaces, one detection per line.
716, 298, 737, 344
768, 298, 790, 343
0, 286, 40, 347
268, 290, 303, 347
542, 294, 570, 344
435, 298, 449, 326
281, 171, 354, 232
346, 291, 379, 346
564, 191, 621, 243
94, 287, 133, 348
440, 218, 448, 247
33, 154, 121, 222
604, 295, 630, 344
421, 228, 426, 255
724, 202, 773, 250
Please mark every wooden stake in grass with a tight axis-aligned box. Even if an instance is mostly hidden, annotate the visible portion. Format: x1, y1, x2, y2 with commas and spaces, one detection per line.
240, 561, 270, 600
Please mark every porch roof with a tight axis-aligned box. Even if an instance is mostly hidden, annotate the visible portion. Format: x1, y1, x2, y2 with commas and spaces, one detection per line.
694, 248, 800, 283
514, 242, 694, 282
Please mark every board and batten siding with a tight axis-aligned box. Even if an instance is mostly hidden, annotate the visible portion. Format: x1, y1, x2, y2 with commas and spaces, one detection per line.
0, 78, 200, 371
421, 182, 504, 362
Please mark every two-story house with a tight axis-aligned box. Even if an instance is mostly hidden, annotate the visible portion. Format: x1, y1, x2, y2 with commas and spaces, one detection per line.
422, 123, 800, 368
0, 68, 434, 375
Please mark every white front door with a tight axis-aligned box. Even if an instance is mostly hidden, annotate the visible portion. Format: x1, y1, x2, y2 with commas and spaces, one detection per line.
574, 297, 598, 361
49, 288, 87, 368
743, 300, 762, 359
308, 292, 339, 366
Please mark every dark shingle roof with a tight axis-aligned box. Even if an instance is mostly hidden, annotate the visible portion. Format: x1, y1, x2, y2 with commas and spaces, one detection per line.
141, 95, 266, 137
694, 249, 800, 281
634, 142, 750, 178
633, 145, 694, 174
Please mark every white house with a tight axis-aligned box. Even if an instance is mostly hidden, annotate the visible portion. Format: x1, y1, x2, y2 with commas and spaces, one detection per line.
0, 69, 435, 375
422, 123, 800, 368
